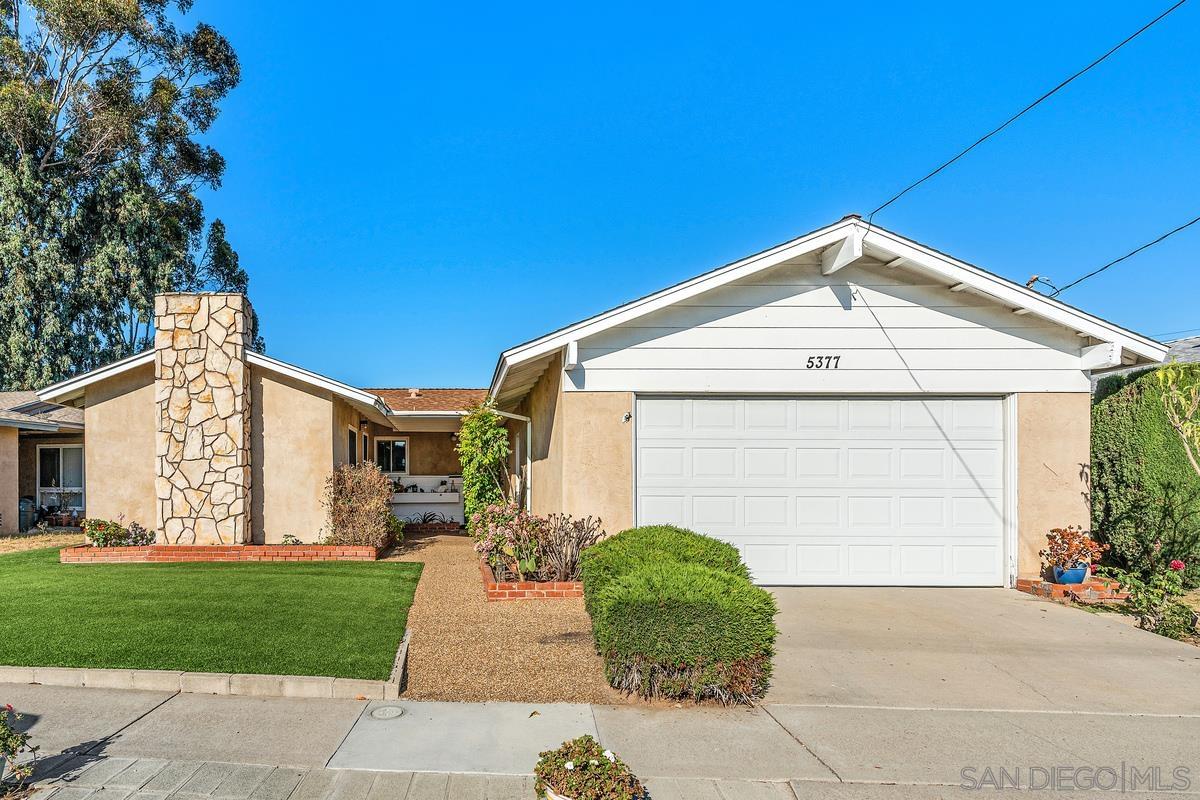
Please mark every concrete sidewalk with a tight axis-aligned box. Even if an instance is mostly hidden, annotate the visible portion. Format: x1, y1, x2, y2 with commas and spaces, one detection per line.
6, 682, 1200, 798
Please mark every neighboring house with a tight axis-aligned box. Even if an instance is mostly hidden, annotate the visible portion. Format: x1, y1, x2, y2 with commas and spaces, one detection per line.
1091, 335, 1200, 390
32, 216, 1167, 586
0, 392, 85, 534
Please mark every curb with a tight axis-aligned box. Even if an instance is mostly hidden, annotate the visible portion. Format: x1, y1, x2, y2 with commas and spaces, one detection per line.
0, 628, 410, 701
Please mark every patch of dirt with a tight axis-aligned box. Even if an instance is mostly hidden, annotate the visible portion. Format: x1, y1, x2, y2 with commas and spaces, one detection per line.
388, 534, 622, 704
0, 531, 84, 554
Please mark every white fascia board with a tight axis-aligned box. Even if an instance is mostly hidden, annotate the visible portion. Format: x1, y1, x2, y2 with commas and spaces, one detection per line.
246, 352, 392, 416
859, 226, 1168, 363
37, 350, 155, 404
489, 219, 860, 395
0, 417, 59, 431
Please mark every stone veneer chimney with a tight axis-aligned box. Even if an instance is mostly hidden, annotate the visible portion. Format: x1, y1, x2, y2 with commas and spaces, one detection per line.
154, 293, 252, 544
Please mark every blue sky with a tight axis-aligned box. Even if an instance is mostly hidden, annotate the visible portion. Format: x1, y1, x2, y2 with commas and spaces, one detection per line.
195, 1, 1200, 389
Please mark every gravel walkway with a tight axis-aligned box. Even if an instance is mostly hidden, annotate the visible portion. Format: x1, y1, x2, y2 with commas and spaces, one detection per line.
389, 535, 621, 703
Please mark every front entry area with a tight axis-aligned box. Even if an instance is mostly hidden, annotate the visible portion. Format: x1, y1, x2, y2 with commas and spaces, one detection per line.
635, 396, 1007, 586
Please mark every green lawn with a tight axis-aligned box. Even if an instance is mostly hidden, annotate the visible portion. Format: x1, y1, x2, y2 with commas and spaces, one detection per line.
0, 547, 423, 680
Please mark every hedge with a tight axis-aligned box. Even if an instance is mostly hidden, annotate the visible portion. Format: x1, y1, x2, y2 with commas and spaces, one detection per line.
579, 525, 750, 615
1092, 364, 1200, 585
590, 562, 778, 704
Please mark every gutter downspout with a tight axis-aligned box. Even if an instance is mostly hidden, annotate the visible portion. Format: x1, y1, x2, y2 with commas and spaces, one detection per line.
493, 409, 532, 512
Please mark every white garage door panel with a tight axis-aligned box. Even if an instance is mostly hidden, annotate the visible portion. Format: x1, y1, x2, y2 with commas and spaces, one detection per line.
636, 397, 1005, 586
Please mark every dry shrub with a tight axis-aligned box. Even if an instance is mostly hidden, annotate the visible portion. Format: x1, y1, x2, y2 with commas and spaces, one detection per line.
322, 462, 395, 548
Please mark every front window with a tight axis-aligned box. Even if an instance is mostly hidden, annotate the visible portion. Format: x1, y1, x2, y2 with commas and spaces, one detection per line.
376, 438, 408, 474
38, 445, 84, 511
347, 428, 358, 465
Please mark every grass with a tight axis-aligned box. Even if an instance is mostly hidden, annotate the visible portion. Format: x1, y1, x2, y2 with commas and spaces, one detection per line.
0, 547, 423, 680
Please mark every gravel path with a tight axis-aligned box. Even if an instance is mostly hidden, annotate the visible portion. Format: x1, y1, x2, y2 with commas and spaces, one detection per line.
389, 535, 622, 703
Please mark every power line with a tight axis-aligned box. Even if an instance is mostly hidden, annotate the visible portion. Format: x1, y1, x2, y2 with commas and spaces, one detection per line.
1050, 214, 1200, 296
866, 0, 1189, 222
1152, 327, 1200, 339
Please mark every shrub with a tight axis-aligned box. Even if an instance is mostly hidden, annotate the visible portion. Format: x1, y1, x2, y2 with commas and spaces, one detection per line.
1039, 526, 1107, 571
541, 514, 605, 582
1, 703, 38, 787
1104, 483, 1200, 588
579, 525, 750, 615
472, 502, 546, 581
591, 562, 778, 704
83, 518, 154, 547
1092, 365, 1200, 585
534, 735, 645, 800
1103, 559, 1193, 639
457, 400, 513, 530
322, 462, 396, 548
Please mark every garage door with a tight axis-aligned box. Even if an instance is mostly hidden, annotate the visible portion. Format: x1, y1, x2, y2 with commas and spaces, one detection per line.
635, 397, 1006, 586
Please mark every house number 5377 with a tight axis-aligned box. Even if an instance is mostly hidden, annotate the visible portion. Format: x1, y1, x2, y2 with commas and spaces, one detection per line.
806, 355, 840, 369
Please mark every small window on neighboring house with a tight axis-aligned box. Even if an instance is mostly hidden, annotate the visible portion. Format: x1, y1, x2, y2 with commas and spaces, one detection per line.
363, 433, 369, 465
375, 438, 408, 474
347, 428, 358, 465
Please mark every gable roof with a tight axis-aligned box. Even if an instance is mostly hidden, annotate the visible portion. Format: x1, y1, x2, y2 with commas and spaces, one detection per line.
489, 216, 1168, 405
367, 388, 487, 413
0, 390, 85, 431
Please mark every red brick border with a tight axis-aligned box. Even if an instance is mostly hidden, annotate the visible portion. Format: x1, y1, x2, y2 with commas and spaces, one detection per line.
60, 544, 384, 564
479, 561, 584, 601
1016, 576, 1128, 604
403, 522, 464, 537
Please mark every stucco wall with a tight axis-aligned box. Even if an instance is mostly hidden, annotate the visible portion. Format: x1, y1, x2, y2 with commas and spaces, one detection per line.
0, 428, 17, 534
1016, 392, 1092, 577
522, 352, 564, 517
84, 362, 157, 528
332, 398, 360, 466
408, 431, 460, 474
251, 369, 333, 543
560, 391, 635, 534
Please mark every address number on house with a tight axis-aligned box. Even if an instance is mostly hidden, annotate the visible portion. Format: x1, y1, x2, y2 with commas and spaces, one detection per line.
806, 355, 841, 369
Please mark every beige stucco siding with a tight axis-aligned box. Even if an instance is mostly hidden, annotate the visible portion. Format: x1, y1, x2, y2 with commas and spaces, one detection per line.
0, 427, 17, 534
251, 370, 334, 543
520, 352, 565, 517
83, 363, 157, 527
560, 391, 634, 534
1016, 392, 1092, 578
408, 432, 460, 474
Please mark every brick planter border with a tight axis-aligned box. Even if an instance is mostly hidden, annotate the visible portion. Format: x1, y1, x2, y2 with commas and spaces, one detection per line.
1016, 577, 1128, 605
480, 561, 583, 601
0, 629, 410, 700
402, 522, 464, 537
60, 544, 385, 564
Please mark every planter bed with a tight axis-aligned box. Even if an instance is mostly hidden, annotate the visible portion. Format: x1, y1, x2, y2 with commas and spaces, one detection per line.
403, 522, 464, 537
61, 543, 384, 563
1016, 576, 1128, 604
479, 561, 583, 601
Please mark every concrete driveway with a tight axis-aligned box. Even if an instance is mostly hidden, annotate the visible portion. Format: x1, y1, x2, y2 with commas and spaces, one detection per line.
767, 587, 1200, 713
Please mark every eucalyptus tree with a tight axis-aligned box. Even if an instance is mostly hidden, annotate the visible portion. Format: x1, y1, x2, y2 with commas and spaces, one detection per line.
0, 0, 257, 390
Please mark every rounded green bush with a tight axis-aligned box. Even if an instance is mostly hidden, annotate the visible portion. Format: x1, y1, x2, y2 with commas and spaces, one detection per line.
591, 562, 778, 704
579, 525, 750, 615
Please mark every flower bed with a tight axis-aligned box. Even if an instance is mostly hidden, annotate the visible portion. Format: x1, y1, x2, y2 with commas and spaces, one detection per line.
480, 561, 583, 601
61, 544, 385, 563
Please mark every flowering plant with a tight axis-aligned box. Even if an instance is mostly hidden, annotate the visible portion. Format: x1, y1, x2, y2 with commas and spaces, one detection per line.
1170, 559, 1187, 571
1039, 526, 1108, 571
1102, 558, 1193, 639
534, 735, 645, 800
1, 703, 39, 787
471, 503, 546, 581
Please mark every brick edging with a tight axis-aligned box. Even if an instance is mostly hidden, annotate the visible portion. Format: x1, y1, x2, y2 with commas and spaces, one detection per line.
402, 522, 464, 537
1016, 577, 1128, 604
479, 561, 584, 601
0, 629, 410, 700
60, 544, 384, 563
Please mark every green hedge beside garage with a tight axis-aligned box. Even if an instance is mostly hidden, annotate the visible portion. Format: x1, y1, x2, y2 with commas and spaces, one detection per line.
1092, 364, 1200, 585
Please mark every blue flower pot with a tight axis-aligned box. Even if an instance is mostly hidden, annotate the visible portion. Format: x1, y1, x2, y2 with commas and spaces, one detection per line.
1053, 565, 1088, 584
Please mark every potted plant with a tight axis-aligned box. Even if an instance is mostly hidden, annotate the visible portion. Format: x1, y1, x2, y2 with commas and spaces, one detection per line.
534, 735, 647, 800
1040, 526, 1108, 584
